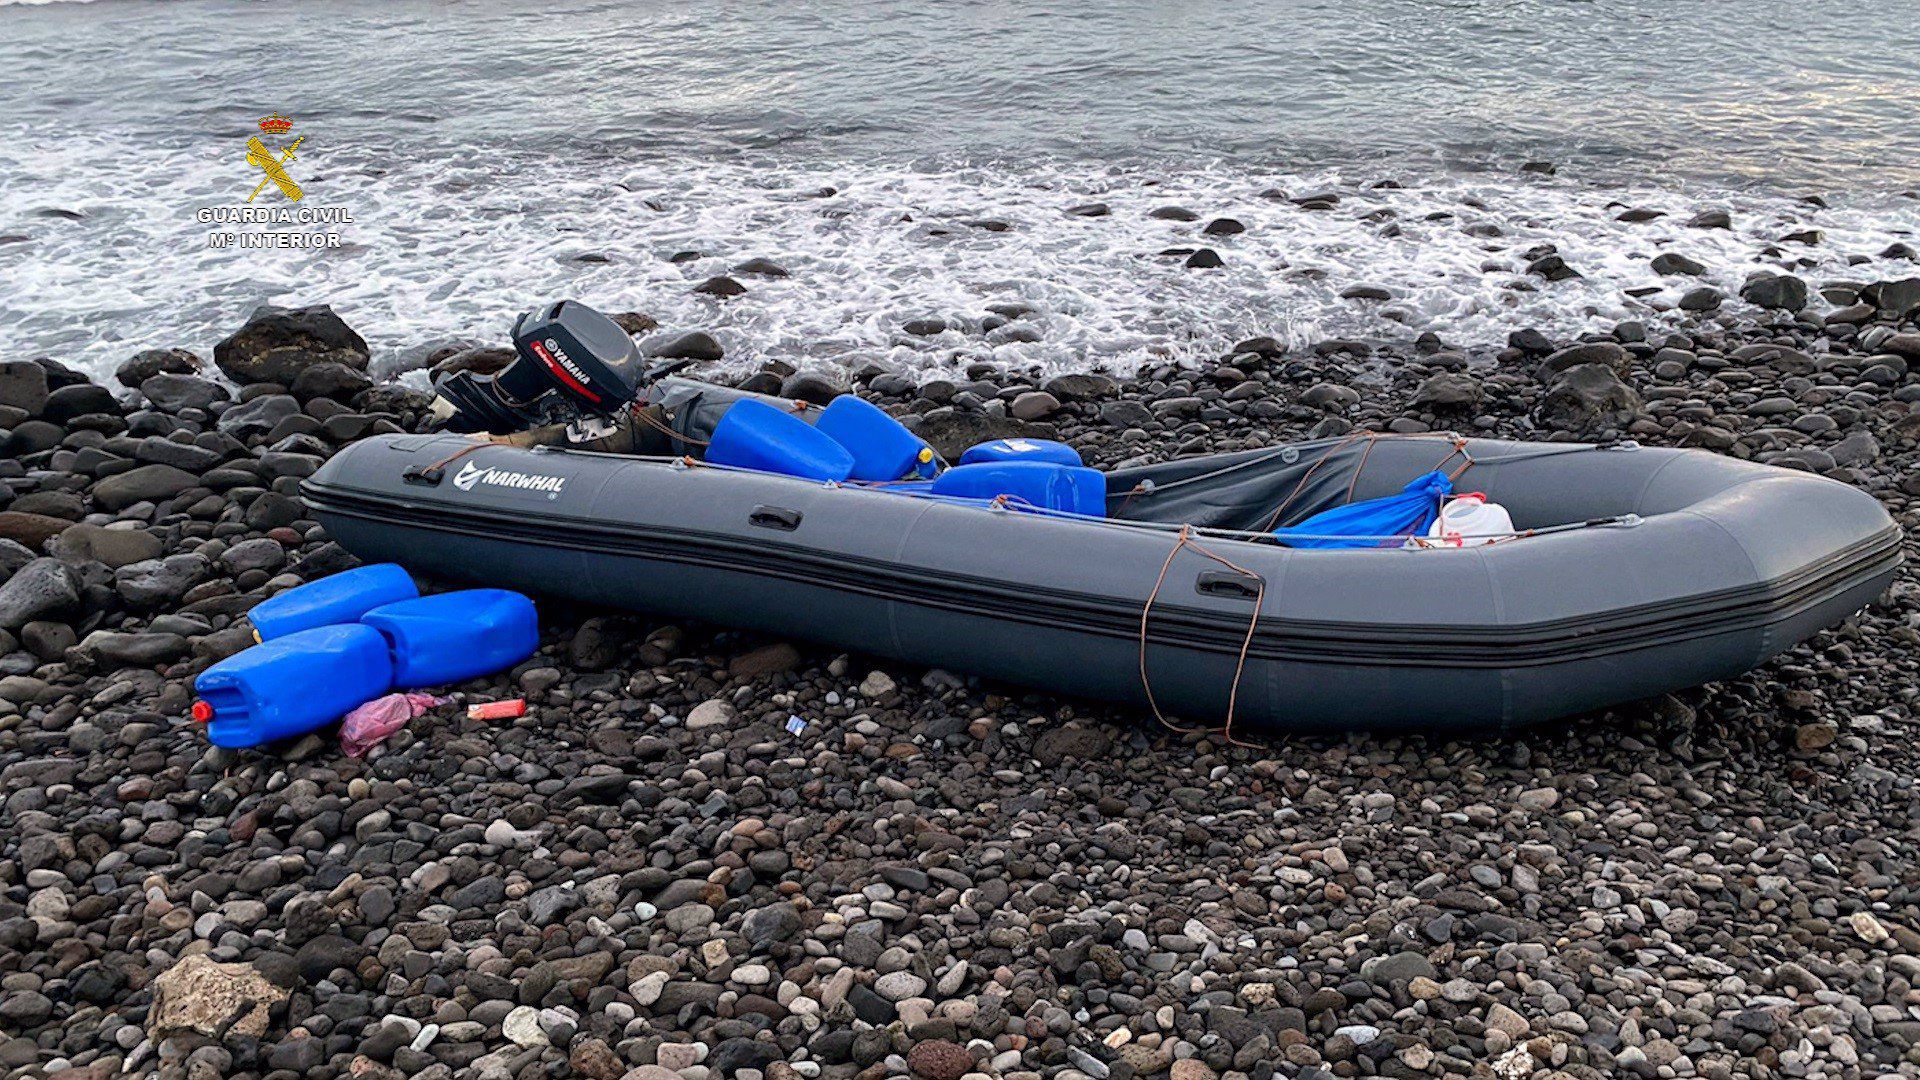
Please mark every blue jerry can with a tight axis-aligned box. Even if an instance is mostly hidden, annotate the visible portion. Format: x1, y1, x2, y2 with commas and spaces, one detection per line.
193, 623, 394, 748
958, 437, 1083, 467
707, 399, 855, 482
248, 563, 418, 641
361, 589, 540, 688
814, 395, 936, 481
930, 461, 1107, 516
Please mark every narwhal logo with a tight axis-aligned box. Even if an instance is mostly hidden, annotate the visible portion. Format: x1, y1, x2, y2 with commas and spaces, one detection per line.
453, 459, 568, 499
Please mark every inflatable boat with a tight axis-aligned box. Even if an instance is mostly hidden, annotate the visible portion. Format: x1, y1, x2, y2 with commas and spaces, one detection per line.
303, 428, 1900, 732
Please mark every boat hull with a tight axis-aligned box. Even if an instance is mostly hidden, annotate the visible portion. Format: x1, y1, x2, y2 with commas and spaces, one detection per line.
303, 433, 1902, 732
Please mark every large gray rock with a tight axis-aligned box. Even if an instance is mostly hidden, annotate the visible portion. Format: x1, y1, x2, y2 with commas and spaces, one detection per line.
213, 304, 369, 386
92, 464, 198, 511
908, 411, 1057, 462
1863, 277, 1920, 318
0, 559, 78, 630
117, 347, 202, 389
1537, 363, 1642, 430
217, 394, 301, 439
140, 373, 230, 414
48, 523, 163, 569
644, 331, 723, 362
1410, 373, 1482, 409
1536, 341, 1627, 379
115, 553, 212, 609
0, 360, 49, 416
1739, 272, 1808, 312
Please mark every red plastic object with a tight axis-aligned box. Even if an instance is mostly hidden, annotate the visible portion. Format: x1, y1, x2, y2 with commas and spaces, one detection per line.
191, 701, 214, 723
467, 699, 527, 721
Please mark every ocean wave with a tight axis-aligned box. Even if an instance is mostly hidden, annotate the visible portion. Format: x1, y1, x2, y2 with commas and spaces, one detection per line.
2, 132, 1916, 383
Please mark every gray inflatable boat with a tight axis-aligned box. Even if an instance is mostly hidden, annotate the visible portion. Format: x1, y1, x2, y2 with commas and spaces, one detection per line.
303, 428, 1900, 733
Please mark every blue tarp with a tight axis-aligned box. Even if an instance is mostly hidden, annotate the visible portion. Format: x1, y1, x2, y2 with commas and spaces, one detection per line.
1274, 470, 1453, 549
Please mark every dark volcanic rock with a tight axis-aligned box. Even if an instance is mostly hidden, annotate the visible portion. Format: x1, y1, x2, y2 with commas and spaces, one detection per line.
909, 412, 1056, 461
1537, 363, 1641, 430
140, 373, 230, 413
214, 303, 369, 385
646, 330, 724, 362
1739, 272, 1809, 312
117, 347, 202, 388
0, 558, 78, 630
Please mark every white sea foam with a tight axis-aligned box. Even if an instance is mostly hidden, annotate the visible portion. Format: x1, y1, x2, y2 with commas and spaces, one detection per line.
2, 131, 1917, 383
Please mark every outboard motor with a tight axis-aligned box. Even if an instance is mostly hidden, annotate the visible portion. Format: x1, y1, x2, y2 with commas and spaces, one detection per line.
434, 300, 648, 436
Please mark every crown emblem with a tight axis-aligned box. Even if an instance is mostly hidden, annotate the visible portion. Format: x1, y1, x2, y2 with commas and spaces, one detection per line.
258, 114, 294, 136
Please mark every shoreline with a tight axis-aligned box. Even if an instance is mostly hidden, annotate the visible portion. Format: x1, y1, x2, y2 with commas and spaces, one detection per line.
1, 287, 1917, 1078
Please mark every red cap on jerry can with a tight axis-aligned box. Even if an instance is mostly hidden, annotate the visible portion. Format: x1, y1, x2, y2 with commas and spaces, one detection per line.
191, 701, 214, 723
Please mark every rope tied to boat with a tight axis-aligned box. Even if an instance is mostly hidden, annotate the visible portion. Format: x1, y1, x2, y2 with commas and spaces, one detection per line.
403, 440, 491, 485
1139, 524, 1267, 749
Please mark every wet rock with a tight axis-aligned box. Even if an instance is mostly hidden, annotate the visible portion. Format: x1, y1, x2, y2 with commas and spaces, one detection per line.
1687, 209, 1732, 229
1863, 277, 1920, 317
1650, 252, 1707, 276
732, 257, 790, 277
1679, 286, 1723, 311
1149, 206, 1200, 221
1203, 217, 1246, 236
214, 303, 370, 385
1740, 272, 1808, 312
693, 275, 747, 297
117, 347, 202, 388
1185, 248, 1224, 269
646, 330, 724, 361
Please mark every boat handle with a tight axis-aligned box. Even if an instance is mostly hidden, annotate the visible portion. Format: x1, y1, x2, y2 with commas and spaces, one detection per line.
750, 505, 803, 531
1195, 570, 1262, 600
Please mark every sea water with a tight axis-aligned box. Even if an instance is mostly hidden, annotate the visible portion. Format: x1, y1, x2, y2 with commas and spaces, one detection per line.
1, 0, 1916, 381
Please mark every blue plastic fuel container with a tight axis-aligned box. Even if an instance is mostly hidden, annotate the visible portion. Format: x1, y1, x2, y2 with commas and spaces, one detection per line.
958, 437, 1084, 467
707, 399, 855, 482
930, 461, 1107, 516
361, 589, 540, 688
248, 563, 417, 641
814, 395, 936, 481
193, 623, 394, 748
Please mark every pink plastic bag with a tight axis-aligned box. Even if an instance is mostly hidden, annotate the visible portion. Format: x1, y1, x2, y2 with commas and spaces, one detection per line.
340, 693, 444, 758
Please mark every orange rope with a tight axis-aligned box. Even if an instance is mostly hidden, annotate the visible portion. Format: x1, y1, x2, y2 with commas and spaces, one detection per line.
1138, 525, 1267, 748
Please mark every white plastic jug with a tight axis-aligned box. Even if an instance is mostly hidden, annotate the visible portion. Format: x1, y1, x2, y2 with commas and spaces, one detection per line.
1425, 493, 1515, 547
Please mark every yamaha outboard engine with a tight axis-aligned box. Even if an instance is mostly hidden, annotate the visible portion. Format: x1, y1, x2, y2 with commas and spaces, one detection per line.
435, 301, 647, 436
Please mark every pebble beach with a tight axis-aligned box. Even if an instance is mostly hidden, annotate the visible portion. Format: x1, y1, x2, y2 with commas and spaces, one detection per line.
6, 0, 1920, 1077
3, 233, 1919, 1080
